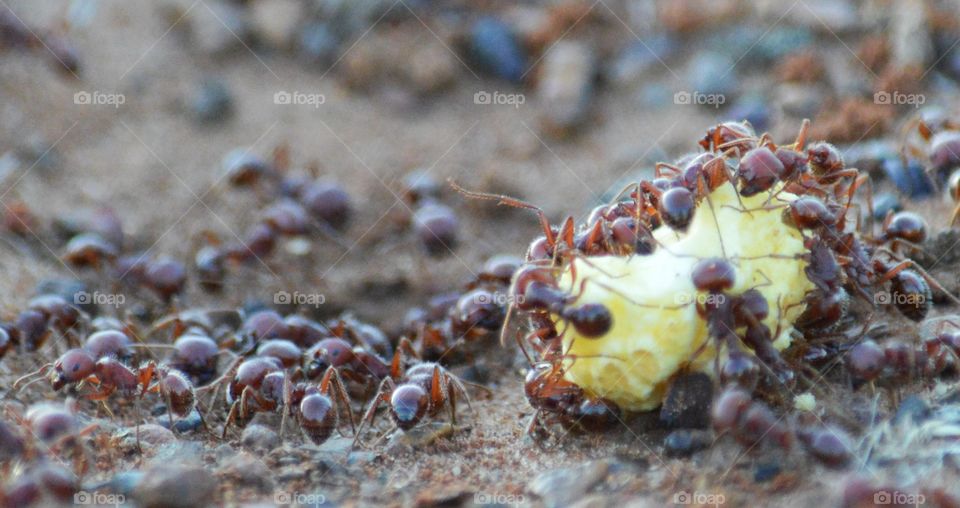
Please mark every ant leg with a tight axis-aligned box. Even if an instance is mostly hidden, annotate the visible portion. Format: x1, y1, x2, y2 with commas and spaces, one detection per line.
446, 373, 476, 418
877, 255, 960, 306
794, 119, 810, 150
655, 162, 682, 178
222, 400, 242, 440
353, 377, 395, 449
280, 374, 292, 439
449, 179, 557, 249
559, 216, 575, 250
320, 366, 356, 435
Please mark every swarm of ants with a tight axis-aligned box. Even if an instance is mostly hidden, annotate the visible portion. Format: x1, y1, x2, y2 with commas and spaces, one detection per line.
5, 116, 960, 506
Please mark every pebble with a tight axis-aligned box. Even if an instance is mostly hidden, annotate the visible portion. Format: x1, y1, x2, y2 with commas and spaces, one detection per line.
784, 0, 859, 33
250, 0, 303, 50
189, 0, 249, 56
890, 0, 934, 70
190, 79, 233, 124
754, 27, 814, 63
726, 95, 770, 132
663, 429, 712, 457
241, 424, 280, 452
659, 372, 713, 429
151, 441, 204, 465
217, 452, 275, 494
607, 35, 677, 88
406, 41, 458, 95
470, 16, 527, 83
538, 40, 595, 137
113, 424, 175, 453
528, 461, 609, 508
775, 83, 823, 118
893, 395, 931, 424
298, 23, 339, 67
133, 465, 217, 508
754, 462, 781, 483
685, 52, 737, 97
102, 471, 145, 497
881, 157, 933, 198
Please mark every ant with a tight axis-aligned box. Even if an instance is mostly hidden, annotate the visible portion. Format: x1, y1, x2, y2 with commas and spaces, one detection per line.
353, 339, 481, 446
523, 360, 621, 440
219, 361, 355, 446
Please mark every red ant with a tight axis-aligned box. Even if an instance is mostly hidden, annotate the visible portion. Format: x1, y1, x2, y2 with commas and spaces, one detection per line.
353, 339, 481, 446
219, 360, 355, 446
523, 360, 622, 440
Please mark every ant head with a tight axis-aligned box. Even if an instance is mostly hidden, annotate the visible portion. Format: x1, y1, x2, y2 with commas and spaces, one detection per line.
306, 338, 354, 378
883, 211, 926, 245
659, 187, 695, 232
738, 146, 783, 197
691, 258, 736, 294
52, 349, 95, 391
390, 384, 428, 430
562, 303, 612, 338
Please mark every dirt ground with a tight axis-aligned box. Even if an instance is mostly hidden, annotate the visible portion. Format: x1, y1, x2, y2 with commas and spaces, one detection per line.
4, 1, 960, 507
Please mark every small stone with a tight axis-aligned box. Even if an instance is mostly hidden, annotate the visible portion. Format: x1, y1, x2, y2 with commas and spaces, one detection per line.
893, 395, 930, 424
538, 40, 595, 138
776, 83, 823, 118
405, 41, 457, 95
151, 441, 204, 466
659, 372, 713, 429
113, 424, 175, 453
299, 23, 339, 67
216, 452, 274, 494
250, 0, 303, 50
890, 0, 934, 70
241, 424, 280, 452
133, 465, 216, 508
470, 16, 527, 83
189, 0, 249, 56
685, 51, 737, 97
607, 35, 677, 88
754, 462, 781, 483
726, 95, 770, 132
190, 79, 232, 124
528, 461, 609, 508
663, 429, 712, 457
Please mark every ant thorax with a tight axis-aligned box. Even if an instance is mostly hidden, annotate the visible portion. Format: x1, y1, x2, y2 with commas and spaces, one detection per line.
555, 183, 814, 411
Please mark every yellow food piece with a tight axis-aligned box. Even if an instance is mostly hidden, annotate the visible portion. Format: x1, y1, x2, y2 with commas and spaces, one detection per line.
794, 392, 817, 412
558, 184, 813, 411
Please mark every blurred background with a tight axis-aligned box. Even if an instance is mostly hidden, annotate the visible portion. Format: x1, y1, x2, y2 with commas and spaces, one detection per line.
0, 0, 957, 326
